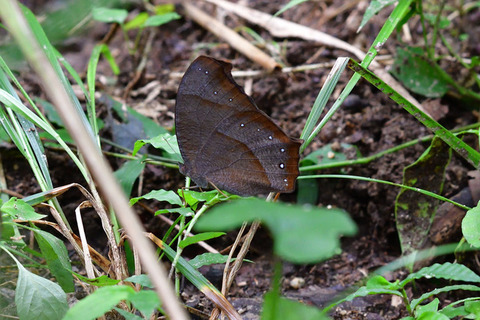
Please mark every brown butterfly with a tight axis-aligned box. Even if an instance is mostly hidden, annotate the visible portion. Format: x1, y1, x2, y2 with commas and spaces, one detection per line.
175, 56, 302, 196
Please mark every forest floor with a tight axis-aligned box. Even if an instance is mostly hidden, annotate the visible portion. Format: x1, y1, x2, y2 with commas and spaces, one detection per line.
2, 1, 480, 319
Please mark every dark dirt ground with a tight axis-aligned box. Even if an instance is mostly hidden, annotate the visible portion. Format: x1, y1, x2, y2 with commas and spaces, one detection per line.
2, 0, 480, 319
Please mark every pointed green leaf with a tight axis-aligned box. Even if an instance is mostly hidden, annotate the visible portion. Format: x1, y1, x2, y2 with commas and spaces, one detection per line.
15, 262, 68, 320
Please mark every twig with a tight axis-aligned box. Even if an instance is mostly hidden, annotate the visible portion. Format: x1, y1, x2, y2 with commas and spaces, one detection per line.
182, 1, 280, 72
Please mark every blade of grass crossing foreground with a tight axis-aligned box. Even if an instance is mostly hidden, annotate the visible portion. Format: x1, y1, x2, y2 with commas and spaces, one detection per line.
300, 57, 348, 149
303, 0, 414, 149
87, 44, 119, 143
0, 68, 52, 187
20, 4, 96, 142
347, 59, 480, 168
0, 90, 90, 181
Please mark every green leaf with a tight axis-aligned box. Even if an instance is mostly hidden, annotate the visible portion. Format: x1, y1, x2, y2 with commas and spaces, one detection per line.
416, 298, 440, 314
462, 205, 480, 247
114, 157, 146, 197
155, 207, 193, 216
123, 12, 149, 30
300, 143, 353, 166
179, 232, 225, 249
324, 286, 403, 313
72, 272, 121, 287
15, 262, 68, 320
416, 311, 449, 320
261, 291, 329, 320
91, 7, 128, 24
401, 262, 480, 287
440, 304, 468, 318
35, 98, 64, 126
296, 178, 319, 205
465, 300, 480, 318
130, 290, 161, 318
411, 284, 480, 311
366, 275, 399, 290
143, 12, 181, 28
63, 286, 136, 320
141, 133, 181, 160
196, 198, 357, 263
1, 197, 46, 220
154, 4, 176, 15
189, 252, 236, 269
1, 212, 18, 241
125, 274, 153, 288
130, 189, 182, 206
34, 229, 74, 292
113, 308, 144, 320
181, 189, 232, 208
391, 47, 451, 98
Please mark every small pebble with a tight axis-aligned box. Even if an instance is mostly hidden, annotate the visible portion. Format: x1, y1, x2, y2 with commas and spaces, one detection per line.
289, 277, 305, 289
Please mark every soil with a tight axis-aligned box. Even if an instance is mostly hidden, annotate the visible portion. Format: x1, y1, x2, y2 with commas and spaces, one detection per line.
1, 1, 480, 319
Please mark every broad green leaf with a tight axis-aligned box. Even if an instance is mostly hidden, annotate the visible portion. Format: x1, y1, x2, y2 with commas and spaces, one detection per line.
462, 205, 480, 247
196, 198, 356, 263
15, 262, 68, 320
261, 291, 329, 320
416, 311, 449, 320
179, 232, 225, 249
440, 304, 469, 318
366, 275, 399, 290
412, 284, 480, 310
34, 98, 63, 126
114, 157, 146, 197
125, 274, 153, 288
416, 298, 440, 314
91, 7, 128, 24
130, 189, 182, 206
1, 197, 46, 220
34, 229, 74, 292
129, 290, 161, 318
401, 262, 480, 287
391, 47, 451, 98
465, 300, 480, 318
63, 285, 135, 320
140, 133, 181, 160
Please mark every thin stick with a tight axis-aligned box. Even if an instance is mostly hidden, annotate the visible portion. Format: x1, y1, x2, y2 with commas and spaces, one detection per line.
182, 1, 279, 72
